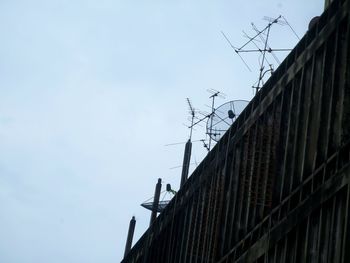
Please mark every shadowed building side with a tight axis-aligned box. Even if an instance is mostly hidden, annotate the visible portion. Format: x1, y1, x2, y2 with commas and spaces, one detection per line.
122, 0, 350, 262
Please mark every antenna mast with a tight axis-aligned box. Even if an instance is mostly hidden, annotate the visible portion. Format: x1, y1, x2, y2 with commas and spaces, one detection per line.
208, 91, 219, 151
187, 98, 195, 141
180, 98, 196, 188
206, 89, 226, 150
222, 15, 294, 95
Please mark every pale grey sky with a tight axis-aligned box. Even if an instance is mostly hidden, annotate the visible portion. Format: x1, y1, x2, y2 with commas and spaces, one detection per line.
0, 1, 323, 262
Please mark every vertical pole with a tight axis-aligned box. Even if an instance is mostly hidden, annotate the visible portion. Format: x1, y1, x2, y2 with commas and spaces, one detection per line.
180, 140, 192, 188
124, 216, 136, 258
257, 24, 272, 94
150, 178, 162, 226
208, 94, 217, 151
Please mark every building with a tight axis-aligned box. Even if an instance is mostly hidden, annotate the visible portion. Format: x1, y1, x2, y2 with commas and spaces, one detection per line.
122, 0, 350, 261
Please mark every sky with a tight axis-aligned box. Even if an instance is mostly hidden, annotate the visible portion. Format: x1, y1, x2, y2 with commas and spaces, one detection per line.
0, 1, 324, 262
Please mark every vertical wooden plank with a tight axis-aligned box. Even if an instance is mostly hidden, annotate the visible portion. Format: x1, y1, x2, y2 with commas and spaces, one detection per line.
227, 145, 243, 251
273, 83, 293, 206
341, 184, 350, 263
304, 45, 326, 176
294, 55, 315, 185
178, 199, 192, 263
244, 123, 260, 231
200, 174, 216, 262
188, 188, 203, 263
234, 132, 250, 243
249, 117, 265, 228
240, 126, 257, 236
284, 71, 304, 198
219, 145, 239, 257
332, 188, 347, 263
340, 16, 350, 144
328, 22, 346, 155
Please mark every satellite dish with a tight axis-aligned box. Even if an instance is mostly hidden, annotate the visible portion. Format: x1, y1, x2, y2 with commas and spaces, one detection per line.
141, 200, 171, 213
206, 100, 249, 142
141, 184, 177, 213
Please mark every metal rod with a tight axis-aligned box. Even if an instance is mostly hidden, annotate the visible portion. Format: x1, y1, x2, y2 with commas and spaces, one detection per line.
124, 216, 136, 258
208, 93, 217, 151
150, 178, 162, 226
180, 140, 192, 188
256, 24, 272, 94
237, 15, 281, 51
236, 48, 292, 53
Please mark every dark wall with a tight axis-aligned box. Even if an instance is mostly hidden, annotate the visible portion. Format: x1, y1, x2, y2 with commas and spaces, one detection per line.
122, 0, 350, 262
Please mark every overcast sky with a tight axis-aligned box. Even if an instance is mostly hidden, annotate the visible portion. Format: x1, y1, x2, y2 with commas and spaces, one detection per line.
0, 1, 324, 262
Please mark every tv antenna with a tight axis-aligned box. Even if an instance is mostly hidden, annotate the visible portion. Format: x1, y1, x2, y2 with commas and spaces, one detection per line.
222, 15, 298, 95
166, 98, 210, 187
207, 89, 225, 150
179, 98, 199, 187
187, 98, 195, 140
186, 89, 226, 151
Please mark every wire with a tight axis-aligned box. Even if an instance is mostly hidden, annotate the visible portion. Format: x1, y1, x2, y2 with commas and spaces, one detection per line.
282, 16, 300, 40
221, 31, 252, 72
164, 139, 202, 147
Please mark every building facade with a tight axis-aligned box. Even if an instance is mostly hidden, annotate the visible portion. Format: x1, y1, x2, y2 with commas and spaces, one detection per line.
122, 0, 350, 262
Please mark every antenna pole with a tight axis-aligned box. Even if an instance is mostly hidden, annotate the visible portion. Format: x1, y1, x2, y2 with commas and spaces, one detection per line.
225, 15, 294, 95
189, 114, 194, 140
208, 92, 218, 150
256, 24, 272, 94
180, 139, 192, 188
124, 216, 136, 258
186, 98, 195, 140
179, 98, 195, 188
149, 178, 162, 226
